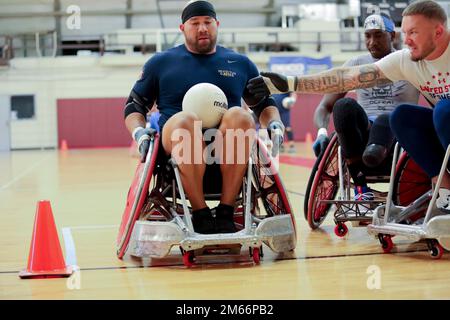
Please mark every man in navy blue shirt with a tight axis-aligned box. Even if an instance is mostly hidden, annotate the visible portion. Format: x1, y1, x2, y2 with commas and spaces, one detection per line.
124, 0, 285, 234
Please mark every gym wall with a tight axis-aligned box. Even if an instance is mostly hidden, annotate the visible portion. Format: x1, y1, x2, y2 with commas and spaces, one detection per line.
0, 54, 430, 150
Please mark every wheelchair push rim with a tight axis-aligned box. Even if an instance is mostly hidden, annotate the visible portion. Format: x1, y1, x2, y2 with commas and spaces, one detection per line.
394, 152, 432, 206
116, 135, 160, 259
253, 138, 297, 235
306, 133, 340, 229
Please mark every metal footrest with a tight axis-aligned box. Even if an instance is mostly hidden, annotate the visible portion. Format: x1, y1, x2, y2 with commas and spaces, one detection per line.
369, 202, 450, 250
128, 215, 296, 258
129, 220, 185, 258
426, 215, 450, 250
256, 215, 296, 253
367, 223, 426, 241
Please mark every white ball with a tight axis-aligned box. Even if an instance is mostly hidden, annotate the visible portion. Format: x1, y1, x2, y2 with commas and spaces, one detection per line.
182, 83, 228, 128
282, 97, 296, 109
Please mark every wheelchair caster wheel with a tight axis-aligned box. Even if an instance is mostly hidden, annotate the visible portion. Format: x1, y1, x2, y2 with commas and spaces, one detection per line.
251, 247, 261, 264
379, 234, 394, 253
428, 240, 444, 259
182, 251, 195, 267
334, 223, 348, 237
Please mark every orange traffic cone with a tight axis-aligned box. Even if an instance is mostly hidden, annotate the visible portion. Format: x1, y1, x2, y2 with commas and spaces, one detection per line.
305, 132, 313, 144
19, 200, 73, 279
60, 139, 68, 151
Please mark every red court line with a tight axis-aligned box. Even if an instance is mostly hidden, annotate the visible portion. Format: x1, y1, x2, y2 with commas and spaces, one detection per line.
279, 155, 315, 168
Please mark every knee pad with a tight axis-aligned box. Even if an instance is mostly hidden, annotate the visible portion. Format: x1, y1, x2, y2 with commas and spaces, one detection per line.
333, 98, 367, 133
362, 144, 388, 168
333, 98, 369, 158
364, 114, 394, 167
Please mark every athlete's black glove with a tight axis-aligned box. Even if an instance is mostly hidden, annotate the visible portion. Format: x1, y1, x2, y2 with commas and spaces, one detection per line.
133, 127, 156, 163
247, 72, 298, 99
312, 128, 330, 158
267, 120, 285, 158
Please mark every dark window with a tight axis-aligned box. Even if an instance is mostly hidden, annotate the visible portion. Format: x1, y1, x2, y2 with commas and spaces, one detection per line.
11, 95, 35, 119
61, 40, 101, 56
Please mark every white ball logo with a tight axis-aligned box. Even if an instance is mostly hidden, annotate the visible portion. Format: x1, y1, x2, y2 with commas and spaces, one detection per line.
182, 83, 228, 128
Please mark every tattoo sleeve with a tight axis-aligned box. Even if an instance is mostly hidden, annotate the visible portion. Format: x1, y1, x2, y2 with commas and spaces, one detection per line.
296, 64, 391, 94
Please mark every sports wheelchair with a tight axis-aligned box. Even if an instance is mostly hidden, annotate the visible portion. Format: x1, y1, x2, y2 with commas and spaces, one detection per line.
304, 133, 431, 237
116, 132, 296, 266
368, 144, 450, 259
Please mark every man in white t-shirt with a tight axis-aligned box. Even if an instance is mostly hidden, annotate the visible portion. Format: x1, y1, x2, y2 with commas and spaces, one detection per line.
313, 14, 420, 202
247, 0, 450, 212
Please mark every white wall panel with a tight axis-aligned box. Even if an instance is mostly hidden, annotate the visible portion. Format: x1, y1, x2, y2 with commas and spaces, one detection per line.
0, 44, 350, 149
60, 16, 127, 38
0, 56, 144, 149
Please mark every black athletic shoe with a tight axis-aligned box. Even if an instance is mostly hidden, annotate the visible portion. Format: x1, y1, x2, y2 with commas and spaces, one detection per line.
362, 144, 388, 168
214, 204, 237, 233
192, 207, 216, 234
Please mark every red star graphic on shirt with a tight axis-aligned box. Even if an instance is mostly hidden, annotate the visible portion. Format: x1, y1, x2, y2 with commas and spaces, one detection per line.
427, 81, 431, 85
438, 72, 442, 76
432, 75, 436, 79
447, 72, 450, 76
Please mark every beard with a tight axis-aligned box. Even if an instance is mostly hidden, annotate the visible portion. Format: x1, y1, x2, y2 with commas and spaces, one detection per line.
410, 39, 436, 61
369, 48, 386, 60
185, 33, 217, 54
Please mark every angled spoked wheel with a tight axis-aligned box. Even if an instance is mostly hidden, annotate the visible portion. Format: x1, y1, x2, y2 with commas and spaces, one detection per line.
304, 133, 340, 229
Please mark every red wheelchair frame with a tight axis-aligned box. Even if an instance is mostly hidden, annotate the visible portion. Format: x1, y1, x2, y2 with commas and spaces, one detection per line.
116, 133, 296, 265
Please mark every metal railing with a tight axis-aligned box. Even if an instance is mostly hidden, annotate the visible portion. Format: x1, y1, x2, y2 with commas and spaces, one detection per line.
0, 31, 106, 59
102, 27, 366, 54
0, 27, 368, 60
1, 31, 58, 58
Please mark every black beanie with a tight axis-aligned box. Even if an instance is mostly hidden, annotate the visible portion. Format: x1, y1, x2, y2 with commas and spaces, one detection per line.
181, 1, 216, 23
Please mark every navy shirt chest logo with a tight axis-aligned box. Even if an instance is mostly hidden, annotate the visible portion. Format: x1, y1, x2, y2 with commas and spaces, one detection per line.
218, 69, 237, 78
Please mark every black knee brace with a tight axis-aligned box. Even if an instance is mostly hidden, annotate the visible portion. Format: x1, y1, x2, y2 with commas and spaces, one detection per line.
332, 98, 369, 159
363, 113, 395, 168
368, 113, 394, 148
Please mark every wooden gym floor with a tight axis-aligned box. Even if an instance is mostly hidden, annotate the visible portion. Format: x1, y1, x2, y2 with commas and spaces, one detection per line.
1, 143, 450, 299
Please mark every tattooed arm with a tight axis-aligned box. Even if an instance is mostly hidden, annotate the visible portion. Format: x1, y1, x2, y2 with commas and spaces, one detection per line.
297, 64, 392, 93
246, 64, 392, 98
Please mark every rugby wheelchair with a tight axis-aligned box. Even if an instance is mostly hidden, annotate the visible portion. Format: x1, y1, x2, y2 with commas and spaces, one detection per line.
368, 144, 450, 259
304, 133, 431, 237
116, 132, 296, 266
